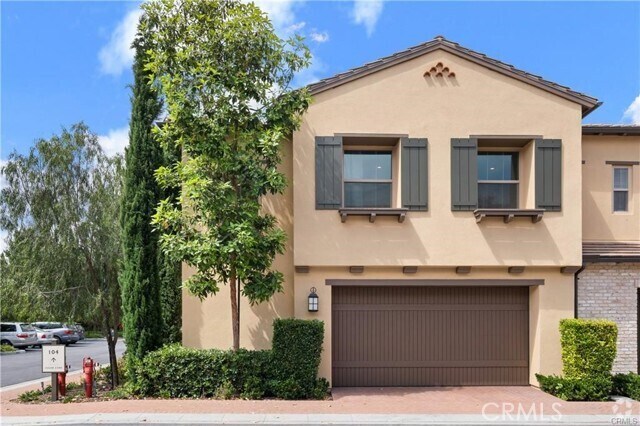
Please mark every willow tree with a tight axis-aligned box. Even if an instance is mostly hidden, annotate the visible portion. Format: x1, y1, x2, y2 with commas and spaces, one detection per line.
0, 124, 123, 387
143, 0, 311, 350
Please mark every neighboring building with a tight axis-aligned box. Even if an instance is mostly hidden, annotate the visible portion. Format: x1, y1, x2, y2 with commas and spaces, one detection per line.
579, 125, 640, 374
182, 36, 640, 386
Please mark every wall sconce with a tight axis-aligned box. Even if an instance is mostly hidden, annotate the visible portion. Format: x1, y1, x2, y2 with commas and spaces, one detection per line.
308, 287, 319, 312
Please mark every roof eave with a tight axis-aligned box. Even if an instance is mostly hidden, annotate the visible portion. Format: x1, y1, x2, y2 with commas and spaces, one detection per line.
307, 39, 600, 116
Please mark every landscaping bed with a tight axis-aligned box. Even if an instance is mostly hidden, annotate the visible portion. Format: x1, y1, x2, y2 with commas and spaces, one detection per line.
536, 318, 640, 402
16, 319, 330, 403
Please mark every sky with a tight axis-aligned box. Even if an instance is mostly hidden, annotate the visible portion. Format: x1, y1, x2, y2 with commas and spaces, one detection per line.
1, 0, 640, 162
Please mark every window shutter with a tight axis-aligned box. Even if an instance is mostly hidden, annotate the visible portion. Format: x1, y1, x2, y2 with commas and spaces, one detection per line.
451, 138, 478, 211
401, 138, 428, 211
315, 136, 343, 210
535, 139, 562, 211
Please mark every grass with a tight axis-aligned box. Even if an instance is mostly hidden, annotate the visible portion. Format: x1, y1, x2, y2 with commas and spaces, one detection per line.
1, 344, 16, 353
84, 330, 122, 339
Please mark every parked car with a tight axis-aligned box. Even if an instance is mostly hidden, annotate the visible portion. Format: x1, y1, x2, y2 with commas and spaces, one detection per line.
71, 323, 85, 340
1, 322, 38, 348
31, 322, 79, 345
33, 327, 56, 347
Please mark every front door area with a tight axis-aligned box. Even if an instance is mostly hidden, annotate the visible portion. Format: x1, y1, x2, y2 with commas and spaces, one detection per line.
332, 285, 529, 386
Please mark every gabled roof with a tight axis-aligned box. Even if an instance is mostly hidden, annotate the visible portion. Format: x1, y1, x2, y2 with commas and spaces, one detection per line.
582, 124, 640, 136
308, 36, 601, 117
583, 241, 640, 263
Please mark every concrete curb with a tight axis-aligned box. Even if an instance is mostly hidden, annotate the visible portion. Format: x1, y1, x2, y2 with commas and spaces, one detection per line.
2, 412, 635, 425
0, 350, 25, 356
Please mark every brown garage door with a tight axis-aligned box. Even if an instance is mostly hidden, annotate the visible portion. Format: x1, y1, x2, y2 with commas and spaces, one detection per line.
332, 286, 529, 386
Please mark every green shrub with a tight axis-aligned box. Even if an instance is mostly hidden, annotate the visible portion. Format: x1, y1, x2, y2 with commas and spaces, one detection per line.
311, 378, 330, 400
135, 345, 271, 399
613, 372, 640, 400
1, 344, 16, 352
134, 319, 328, 400
536, 373, 612, 401
559, 319, 617, 379
271, 318, 324, 399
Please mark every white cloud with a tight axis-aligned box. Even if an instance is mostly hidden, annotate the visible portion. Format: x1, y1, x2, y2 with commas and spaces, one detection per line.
310, 31, 329, 43
252, 0, 301, 31
286, 21, 306, 33
0, 229, 6, 254
98, 8, 143, 76
352, 0, 384, 37
293, 54, 326, 87
623, 94, 640, 124
98, 126, 129, 157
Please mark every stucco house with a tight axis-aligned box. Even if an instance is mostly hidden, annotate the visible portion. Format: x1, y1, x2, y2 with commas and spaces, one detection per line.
182, 36, 640, 387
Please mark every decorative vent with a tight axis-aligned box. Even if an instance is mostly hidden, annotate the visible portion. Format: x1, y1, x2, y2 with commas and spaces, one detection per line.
423, 62, 456, 78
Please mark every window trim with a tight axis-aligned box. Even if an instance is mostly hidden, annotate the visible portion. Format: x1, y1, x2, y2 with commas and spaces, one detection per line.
477, 151, 520, 209
342, 149, 394, 208
612, 166, 631, 213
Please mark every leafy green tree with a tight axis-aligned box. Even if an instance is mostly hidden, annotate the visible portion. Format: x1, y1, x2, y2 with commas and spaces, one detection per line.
0, 124, 123, 387
143, 0, 311, 350
120, 35, 165, 361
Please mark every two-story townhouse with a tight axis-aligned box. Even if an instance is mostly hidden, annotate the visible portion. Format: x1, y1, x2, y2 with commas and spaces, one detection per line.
578, 125, 640, 374
182, 36, 640, 387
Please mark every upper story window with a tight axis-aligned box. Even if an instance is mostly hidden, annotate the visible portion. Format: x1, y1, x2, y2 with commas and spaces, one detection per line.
613, 166, 630, 212
344, 151, 392, 208
477, 152, 519, 209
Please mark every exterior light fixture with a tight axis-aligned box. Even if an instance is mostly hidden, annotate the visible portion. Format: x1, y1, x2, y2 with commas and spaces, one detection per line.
308, 287, 319, 312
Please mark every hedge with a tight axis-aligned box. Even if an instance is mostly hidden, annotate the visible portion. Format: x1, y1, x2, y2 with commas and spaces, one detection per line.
613, 373, 640, 401
559, 318, 617, 379
536, 374, 612, 401
133, 319, 328, 400
271, 318, 324, 399
134, 345, 272, 399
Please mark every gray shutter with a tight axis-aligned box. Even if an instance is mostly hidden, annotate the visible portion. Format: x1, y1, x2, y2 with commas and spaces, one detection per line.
401, 138, 428, 211
535, 139, 562, 211
451, 138, 478, 211
315, 136, 343, 210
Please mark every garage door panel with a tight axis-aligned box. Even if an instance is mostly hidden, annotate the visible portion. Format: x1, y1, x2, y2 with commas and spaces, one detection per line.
332, 286, 529, 386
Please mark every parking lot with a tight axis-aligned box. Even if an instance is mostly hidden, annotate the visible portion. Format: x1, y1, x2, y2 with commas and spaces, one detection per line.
0, 339, 126, 387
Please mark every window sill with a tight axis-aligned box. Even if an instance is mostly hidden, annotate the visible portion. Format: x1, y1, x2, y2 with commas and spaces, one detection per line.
338, 208, 409, 223
473, 208, 544, 224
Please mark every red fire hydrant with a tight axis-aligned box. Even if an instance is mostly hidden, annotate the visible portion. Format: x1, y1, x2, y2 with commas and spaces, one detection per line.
57, 366, 67, 397
83, 357, 94, 398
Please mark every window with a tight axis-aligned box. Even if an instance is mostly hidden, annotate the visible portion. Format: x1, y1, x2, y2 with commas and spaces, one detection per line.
344, 151, 392, 208
1, 324, 16, 332
613, 167, 630, 212
477, 152, 519, 209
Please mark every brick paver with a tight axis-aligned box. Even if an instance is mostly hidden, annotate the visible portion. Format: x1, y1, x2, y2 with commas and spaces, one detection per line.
2, 377, 639, 419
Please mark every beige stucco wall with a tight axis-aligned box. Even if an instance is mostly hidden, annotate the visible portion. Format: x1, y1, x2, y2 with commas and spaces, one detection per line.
582, 135, 640, 241
182, 48, 586, 386
294, 49, 583, 268
181, 139, 295, 351
294, 267, 574, 386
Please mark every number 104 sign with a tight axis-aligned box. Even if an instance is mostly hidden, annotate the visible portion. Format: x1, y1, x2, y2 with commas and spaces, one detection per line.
42, 346, 66, 373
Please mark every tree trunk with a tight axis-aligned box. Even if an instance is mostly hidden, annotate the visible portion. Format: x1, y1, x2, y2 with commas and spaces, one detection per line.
106, 331, 119, 388
229, 270, 240, 351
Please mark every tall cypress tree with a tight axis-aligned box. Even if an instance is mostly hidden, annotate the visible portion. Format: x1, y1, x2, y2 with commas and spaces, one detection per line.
120, 34, 165, 361
158, 145, 182, 345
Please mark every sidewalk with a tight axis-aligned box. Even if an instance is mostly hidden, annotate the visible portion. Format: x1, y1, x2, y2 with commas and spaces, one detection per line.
2, 412, 636, 425
2, 382, 639, 424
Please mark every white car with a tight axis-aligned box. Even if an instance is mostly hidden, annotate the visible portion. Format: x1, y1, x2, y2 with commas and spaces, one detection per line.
1, 322, 38, 348
33, 327, 56, 347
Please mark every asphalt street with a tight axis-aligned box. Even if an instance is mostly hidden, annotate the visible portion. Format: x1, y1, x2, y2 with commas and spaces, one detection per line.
0, 339, 126, 387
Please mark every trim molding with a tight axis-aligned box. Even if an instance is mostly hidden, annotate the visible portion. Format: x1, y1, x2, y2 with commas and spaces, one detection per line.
605, 161, 640, 166
325, 279, 544, 287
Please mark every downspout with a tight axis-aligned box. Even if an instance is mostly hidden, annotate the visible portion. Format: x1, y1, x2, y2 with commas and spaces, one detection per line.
574, 264, 586, 319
